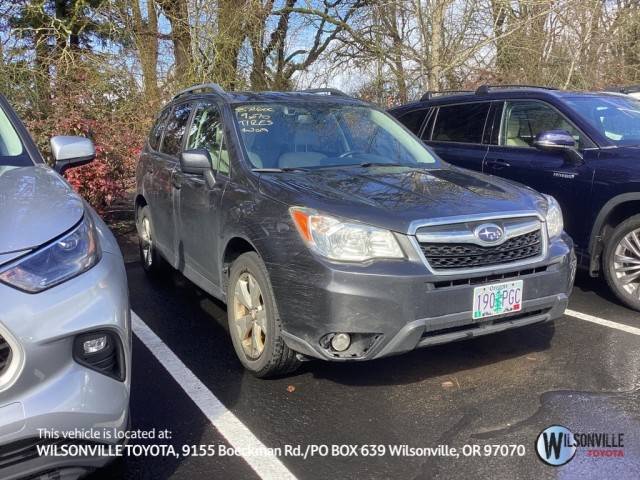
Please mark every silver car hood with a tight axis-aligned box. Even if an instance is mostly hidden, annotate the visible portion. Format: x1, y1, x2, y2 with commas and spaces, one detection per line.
0, 165, 84, 255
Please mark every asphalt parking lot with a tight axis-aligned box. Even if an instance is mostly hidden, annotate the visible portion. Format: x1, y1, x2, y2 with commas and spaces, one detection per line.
91, 234, 640, 480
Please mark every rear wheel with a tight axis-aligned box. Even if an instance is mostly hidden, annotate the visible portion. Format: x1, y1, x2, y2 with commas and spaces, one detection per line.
227, 252, 300, 377
603, 214, 640, 311
137, 206, 168, 276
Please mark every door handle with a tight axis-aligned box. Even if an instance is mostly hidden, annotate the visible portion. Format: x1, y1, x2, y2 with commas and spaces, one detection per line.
486, 159, 511, 170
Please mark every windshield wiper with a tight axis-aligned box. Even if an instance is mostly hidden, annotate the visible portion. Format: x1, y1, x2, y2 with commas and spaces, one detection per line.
252, 167, 308, 173
313, 162, 409, 170
358, 162, 405, 168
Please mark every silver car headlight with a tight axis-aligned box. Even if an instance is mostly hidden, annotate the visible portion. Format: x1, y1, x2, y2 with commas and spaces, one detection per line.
290, 207, 404, 262
0, 213, 101, 293
544, 194, 564, 239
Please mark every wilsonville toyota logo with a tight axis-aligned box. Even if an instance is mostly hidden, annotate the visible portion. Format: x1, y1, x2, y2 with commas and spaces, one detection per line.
536, 425, 577, 466
474, 223, 504, 244
536, 425, 625, 466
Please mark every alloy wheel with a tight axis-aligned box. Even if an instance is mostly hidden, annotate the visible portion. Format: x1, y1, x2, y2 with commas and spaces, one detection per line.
612, 228, 640, 297
233, 272, 267, 360
140, 217, 153, 268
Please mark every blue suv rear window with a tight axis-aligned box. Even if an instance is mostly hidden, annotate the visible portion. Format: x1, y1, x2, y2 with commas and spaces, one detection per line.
432, 103, 490, 143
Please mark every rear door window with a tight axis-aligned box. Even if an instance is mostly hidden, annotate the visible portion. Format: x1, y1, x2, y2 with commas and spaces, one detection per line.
432, 103, 490, 143
160, 103, 192, 156
148, 108, 171, 151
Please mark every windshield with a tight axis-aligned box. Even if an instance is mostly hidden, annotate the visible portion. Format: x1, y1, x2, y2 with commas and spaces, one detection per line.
566, 95, 640, 146
0, 106, 31, 167
233, 102, 438, 169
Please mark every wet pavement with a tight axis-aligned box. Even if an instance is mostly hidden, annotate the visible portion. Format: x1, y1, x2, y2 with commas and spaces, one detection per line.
90, 234, 640, 480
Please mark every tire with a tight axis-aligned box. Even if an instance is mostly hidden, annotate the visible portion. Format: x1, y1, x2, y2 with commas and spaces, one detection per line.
137, 206, 168, 276
603, 214, 640, 311
227, 252, 301, 377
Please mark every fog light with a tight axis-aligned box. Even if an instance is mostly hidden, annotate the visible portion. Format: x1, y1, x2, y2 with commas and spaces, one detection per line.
83, 336, 107, 354
73, 331, 125, 381
330, 333, 351, 352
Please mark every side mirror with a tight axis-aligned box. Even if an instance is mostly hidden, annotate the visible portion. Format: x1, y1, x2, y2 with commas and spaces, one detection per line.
180, 149, 212, 175
533, 130, 583, 164
51, 136, 96, 174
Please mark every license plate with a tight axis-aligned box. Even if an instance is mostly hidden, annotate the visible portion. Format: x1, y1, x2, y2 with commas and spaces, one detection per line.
472, 280, 523, 320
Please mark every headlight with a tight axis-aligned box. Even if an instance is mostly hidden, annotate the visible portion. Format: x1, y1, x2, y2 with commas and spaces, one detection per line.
0, 213, 101, 293
544, 194, 564, 239
290, 207, 404, 261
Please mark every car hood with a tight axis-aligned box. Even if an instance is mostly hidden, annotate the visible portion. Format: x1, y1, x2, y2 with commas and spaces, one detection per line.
258, 165, 546, 233
0, 165, 84, 255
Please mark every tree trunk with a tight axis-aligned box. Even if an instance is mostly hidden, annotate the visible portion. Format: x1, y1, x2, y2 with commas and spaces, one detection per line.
131, 0, 159, 102
157, 0, 191, 82
491, 0, 509, 76
385, 2, 408, 103
426, 1, 447, 90
247, 0, 273, 90
212, 0, 247, 88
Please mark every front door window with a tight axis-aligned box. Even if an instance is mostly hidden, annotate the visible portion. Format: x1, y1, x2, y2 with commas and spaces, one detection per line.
500, 101, 584, 148
187, 104, 230, 176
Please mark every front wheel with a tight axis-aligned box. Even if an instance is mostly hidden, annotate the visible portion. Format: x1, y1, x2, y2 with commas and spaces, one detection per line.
137, 206, 168, 276
227, 252, 301, 377
603, 214, 640, 311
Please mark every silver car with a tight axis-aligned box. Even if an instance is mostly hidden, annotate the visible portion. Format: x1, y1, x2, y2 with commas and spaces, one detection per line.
0, 96, 130, 479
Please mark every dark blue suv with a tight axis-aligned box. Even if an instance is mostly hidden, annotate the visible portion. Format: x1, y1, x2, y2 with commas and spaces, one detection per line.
390, 85, 640, 310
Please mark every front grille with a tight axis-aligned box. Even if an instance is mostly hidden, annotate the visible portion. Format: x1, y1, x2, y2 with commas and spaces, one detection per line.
0, 334, 11, 378
0, 438, 46, 470
433, 266, 549, 289
421, 229, 542, 270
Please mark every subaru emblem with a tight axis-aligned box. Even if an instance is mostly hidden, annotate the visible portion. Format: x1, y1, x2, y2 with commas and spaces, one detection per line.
474, 223, 504, 244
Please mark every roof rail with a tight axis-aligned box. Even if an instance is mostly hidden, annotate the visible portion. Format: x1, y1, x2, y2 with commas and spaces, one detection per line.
620, 84, 640, 94
301, 88, 350, 97
475, 84, 558, 95
173, 83, 226, 100
420, 90, 473, 101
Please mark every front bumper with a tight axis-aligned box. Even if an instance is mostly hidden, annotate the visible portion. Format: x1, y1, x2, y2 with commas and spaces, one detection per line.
0, 225, 131, 480
272, 233, 575, 361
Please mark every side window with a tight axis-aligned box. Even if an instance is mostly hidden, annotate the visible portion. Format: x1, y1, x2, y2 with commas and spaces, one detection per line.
421, 109, 436, 140
501, 101, 584, 148
161, 103, 192, 157
397, 109, 428, 135
187, 104, 230, 175
431, 103, 490, 143
148, 109, 170, 151
489, 102, 504, 145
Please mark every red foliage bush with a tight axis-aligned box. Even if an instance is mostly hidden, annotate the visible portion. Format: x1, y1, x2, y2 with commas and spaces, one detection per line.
24, 66, 147, 215
62, 127, 141, 215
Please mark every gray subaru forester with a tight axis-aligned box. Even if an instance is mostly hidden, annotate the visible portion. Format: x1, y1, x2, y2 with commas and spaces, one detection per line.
0, 95, 130, 480
136, 84, 576, 378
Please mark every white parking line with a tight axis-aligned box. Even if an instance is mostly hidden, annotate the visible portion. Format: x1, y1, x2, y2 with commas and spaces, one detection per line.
565, 309, 640, 336
131, 311, 298, 480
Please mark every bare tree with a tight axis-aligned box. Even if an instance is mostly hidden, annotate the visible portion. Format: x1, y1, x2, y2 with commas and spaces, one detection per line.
128, 0, 160, 101
244, 0, 364, 90
157, 0, 192, 82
